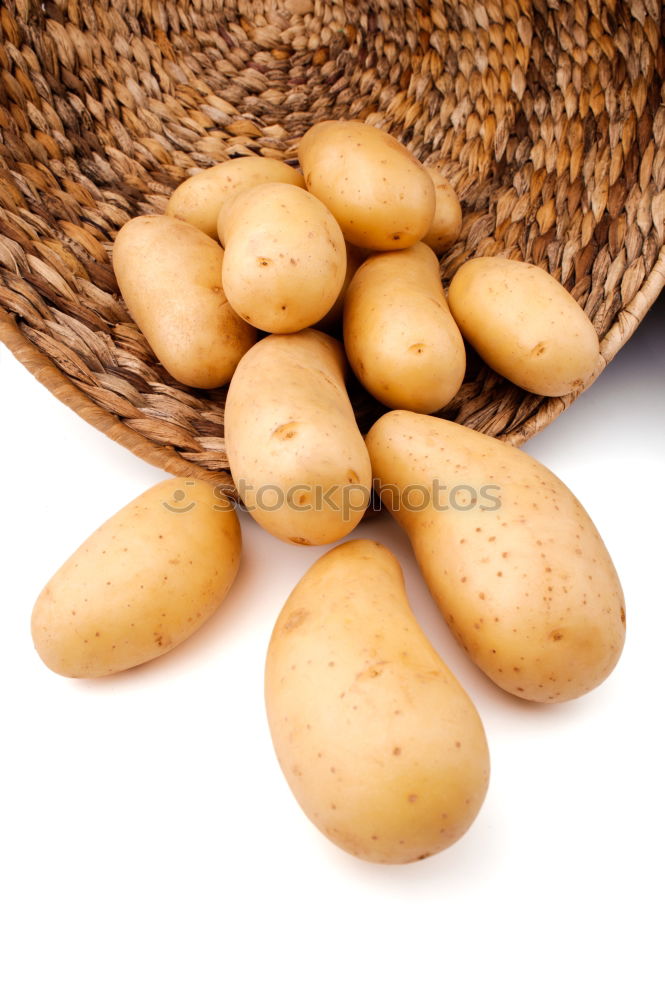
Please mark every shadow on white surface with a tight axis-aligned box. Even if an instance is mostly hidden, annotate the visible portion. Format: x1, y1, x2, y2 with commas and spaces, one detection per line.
0, 293, 663, 1000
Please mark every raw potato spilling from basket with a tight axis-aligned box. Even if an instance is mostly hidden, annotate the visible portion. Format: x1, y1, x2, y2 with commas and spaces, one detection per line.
31, 121, 626, 866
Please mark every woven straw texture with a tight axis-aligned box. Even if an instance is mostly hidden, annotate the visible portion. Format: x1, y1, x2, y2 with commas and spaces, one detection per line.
1, 0, 664, 492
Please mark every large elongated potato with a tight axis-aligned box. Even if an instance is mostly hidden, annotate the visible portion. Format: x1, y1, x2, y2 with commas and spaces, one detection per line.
31, 479, 241, 678
224, 330, 371, 545
218, 183, 346, 334
113, 216, 255, 388
366, 411, 625, 703
266, 539, 490, 864
447, 257, 601, 396
165, 156, 305, 240
298, 120, 435, 251
423, 167, 463, 253
343, 242, 466, 413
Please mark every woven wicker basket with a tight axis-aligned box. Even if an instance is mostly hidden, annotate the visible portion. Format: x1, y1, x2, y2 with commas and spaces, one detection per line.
1, 1, 664, 495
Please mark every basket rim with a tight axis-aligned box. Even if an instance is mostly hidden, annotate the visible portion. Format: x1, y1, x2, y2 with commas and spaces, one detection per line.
0, 306, 229, 485
504, 244, 665, 445
2, 242, 664, 470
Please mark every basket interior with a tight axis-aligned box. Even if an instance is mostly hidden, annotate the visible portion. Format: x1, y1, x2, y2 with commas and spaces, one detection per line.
0, 0, 664, 486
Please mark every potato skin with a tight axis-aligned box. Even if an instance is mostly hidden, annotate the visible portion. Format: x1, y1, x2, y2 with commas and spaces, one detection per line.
31, 479, 241, 678
298, 120, 435, 251
447, 256, 600, 396
224, 330, 371, 545
422, 167, 462, 254
218, 182, 346, 334
265, 539, 490, 864
318, 242, 365, 332
165, 156, 304, 240
343, 242, 466, 413
112, 215, 255, 388
366, 411, 626, 703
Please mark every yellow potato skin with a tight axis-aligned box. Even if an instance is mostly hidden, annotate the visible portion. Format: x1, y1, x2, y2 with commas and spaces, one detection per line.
366, 411, 626, 703
31, 479, 241, 678
265, 539, 490, 864
343, 242, 466, 413
318, 242, 365, 332
298, 120, 435, 251
218, 182, 346, 334
423, 167, 463, 253
165, 156, 304, 240
113, 215, 255, 389
224, 330, 371, 545
447, 257, 601, 396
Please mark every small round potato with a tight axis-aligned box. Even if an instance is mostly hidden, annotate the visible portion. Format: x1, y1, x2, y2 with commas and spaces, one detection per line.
343, 242, 466, 413
423, 167, 463, 253
224, 330, 371, 545
112, 215, 255, 389
447, 256, 601, 396
166, 156, 305, 240
366, 411, 626, 702
31, 478, 241, 678
298, 120, 435, 251
266, 539, 490, 864
218, 183, 346, 334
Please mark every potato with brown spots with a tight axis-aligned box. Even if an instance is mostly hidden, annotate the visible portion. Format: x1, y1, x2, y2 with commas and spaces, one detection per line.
217, 182, 346, 333
343, 242, 466, 413
31, 479, 241, 678
113, 215, 255, 389
265, 539, 490, 864
298, 120, 435, 250
165, 155, 305, 240
366, 411, 625, 702
447, 256, 601, 396
224, 330, 371, 545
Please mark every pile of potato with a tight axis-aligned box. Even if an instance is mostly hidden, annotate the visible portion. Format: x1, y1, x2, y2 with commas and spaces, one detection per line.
30, 121, 625, 866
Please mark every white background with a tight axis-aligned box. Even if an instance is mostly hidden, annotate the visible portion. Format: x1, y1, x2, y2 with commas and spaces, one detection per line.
1, 298, 663, 1000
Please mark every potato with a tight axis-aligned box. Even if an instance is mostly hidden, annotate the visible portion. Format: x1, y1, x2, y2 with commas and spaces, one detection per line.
366, 411, 625, 703
31, 479, 241, 678
298, 120, 435, 251
224, 330, 371, 545
447, 257, 601, 396
165, 156, 305, 240
113, 215, 255, 389
218, 182, 346, 334
318, 242, 365, 332
343, 242, 466, 413
266, 539, 490, 864
422, 167, 462, 253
